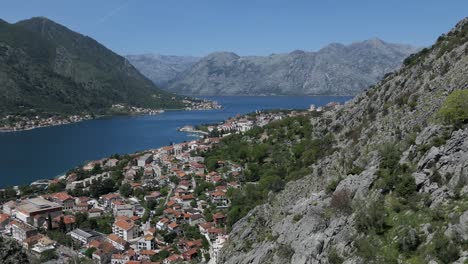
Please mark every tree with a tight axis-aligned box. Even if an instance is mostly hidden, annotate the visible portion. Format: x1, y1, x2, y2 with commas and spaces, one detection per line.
0, 236, 29, 263
40, 249, 58, 262
437, 89, 468, 126
119, 183, 132, 198
141, 209, 150, 223
84, 247, 97, 258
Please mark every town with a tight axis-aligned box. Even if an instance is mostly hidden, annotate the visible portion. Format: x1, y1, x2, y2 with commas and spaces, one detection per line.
0, 105, 339, 264
0, 99, 220, 133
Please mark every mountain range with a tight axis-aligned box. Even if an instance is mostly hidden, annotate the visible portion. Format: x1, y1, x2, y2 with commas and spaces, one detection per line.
127, 40, 419, 96
125, 54, 199, 87
0, 17, 186, 118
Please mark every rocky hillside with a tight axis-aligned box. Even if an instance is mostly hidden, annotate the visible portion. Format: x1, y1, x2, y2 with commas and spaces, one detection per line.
0, 17, 186, 117
218, 18, 468, 263
164, 39, 418, 96
125, 54, 199, 87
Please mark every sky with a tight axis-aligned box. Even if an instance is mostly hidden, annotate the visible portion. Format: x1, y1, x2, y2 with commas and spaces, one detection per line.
1, 0, 467, 56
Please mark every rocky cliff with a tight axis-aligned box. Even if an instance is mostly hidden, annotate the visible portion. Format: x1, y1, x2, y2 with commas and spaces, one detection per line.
125, 54, 199, 87
219, 18, 468, 264
163, 39, 418, 96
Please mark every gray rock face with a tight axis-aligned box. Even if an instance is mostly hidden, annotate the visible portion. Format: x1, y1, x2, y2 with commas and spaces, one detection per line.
164, 39, 418, 96
125, 54, 200, 87
219, 18, 468, 264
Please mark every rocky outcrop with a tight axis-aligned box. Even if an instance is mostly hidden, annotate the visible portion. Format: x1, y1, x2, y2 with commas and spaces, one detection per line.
219, 18, 468, 264
164, 39, 418, 96
125, 54, 200, 87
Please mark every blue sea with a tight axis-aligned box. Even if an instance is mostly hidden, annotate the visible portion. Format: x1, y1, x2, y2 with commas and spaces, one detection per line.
0, 96, 352, 187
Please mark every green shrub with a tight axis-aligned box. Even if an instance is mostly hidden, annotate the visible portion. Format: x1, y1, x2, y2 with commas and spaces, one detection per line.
437, 90, 468, 126
277, 243, 295, 261
398, 227, 420, 252
326, 177, 342, 194
355, 196, 388, 234
328, 247, 344, 264
395, 174, 416, 198
40, 249, 58, 262
292, 214, 303, 222
432, 233, 460, 264
348, 165, 364, 175
355, 236, 380, 261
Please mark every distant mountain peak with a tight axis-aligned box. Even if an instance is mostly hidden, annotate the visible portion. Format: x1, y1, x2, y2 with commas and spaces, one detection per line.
289, 49, 307, 55
161, 40, 418, 96
205, 51, 240, 60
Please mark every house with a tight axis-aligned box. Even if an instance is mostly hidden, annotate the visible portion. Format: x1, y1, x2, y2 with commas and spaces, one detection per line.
105, 158, 119, 168
190, 162, 205, 174
198, 222, 213, 234
137, 154, 153, 167
137, 234, 155, 250
227, 182, 241, 189
113, 203, 134, 217
31, 235, 55, 254
53, 215, 76, 232
182, 248, 198, 261
167, 222, 179, 233
0, 213, 11, 230
2, 200, 17, 215
175, 194, 194, 208
107, 233, 129, 251
213, 212, 226, 225
101, 193, 122, 208
156, 218, 170, 231
23, 234, 43, 250
74, 202, 89, 212
112, 217, 136, 241
163, 254, 182, 264
189, 214, 205, 226
15, 197, 63, 227
49, 192, 75, 210
10, 221, 37, 243
111, 253, 131, 264
207, 228, 225, 240
88, 208, 104, 218
184, 239, 203, 250
210, 191, 228, 205
91, 240, 116, 264
125, 169, 137, 182
144, 191, 162, 202
70, 228, 100, 244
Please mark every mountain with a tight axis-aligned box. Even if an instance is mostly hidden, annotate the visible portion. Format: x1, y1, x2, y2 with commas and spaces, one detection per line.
217, 18, 468, 263
161, 39, 419, 96
0, 17, 187, 117
125, 54, 199, 87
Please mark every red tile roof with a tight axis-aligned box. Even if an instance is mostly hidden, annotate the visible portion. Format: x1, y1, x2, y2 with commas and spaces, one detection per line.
52, 192, 74, 201
107, 234, 127, 246
0, 213, 10, 224
114, 219, 134, 230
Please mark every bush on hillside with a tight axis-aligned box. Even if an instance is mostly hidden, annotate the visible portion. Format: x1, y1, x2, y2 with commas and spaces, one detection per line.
437, 90, 468, 126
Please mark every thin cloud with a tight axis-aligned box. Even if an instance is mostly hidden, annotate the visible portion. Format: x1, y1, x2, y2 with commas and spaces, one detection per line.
96, 0, 132, 24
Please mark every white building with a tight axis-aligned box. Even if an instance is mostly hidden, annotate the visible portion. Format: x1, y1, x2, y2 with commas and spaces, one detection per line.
112, 218, 136, 241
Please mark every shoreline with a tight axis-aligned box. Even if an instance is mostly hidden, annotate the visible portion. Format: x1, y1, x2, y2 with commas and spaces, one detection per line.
0, 106, 221, 134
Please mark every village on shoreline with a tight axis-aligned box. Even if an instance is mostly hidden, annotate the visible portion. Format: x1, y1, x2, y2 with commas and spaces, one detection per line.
0, 99, 221, 133
0, 101, 341, 264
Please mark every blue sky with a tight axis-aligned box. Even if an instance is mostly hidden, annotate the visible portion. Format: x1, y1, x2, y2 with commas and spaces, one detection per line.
1, 0, 466, 56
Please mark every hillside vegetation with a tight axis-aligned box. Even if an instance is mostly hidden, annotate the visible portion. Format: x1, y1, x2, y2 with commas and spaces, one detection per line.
0, 17, 187, 118
218, 18, 468, 264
